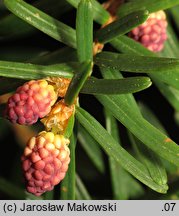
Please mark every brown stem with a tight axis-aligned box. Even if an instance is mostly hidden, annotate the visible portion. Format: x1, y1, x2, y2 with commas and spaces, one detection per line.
93, 0, 123, 55
103, 0, 124, 16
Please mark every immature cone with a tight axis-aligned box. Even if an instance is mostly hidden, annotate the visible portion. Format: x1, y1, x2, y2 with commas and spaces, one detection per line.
128, 11, 168, 52
5, 80, 57, 125
21, 131, 70, 196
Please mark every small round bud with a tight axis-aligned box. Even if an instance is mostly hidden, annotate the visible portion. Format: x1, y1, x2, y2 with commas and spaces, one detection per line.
129, 11, 168, 52
21, 131, 70, 196
5, 80, 57, 125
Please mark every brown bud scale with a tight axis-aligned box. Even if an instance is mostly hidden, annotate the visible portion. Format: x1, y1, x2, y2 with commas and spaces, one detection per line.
41, 99, 75, 134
